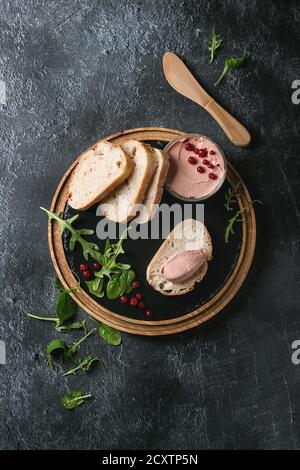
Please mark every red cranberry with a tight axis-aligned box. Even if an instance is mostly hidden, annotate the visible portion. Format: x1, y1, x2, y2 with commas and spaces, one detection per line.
92, 262, 101, 270
120, 295, 128, 304
207, 163, 215, 169
188, 156, 197, 165
145, 310, 153, 318
196, 148, 207, 157
138, 302, 145, 309
208, 173, 217, 180
131, 280, 140, 289
209, 150, 216, 155
184, 143, 195, 151
130, 297, 138, 307
82, 269, 91, 279
80, 263, 88, 271
202, 159, 209, 166
135, 293, 142, 300
197, 166, 205, 173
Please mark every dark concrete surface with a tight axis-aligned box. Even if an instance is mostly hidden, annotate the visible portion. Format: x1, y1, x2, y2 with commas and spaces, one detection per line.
0, 0, 300, 450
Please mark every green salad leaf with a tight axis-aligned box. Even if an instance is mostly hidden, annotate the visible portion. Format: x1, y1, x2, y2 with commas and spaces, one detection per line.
62, 390, 92, 410
225, 200, 262, 243
41, 209, 136, 300
55, 289, 77, 325
208, 26, 223, 63
54, 277, 64, 291
215, 57, 245, 85
55, 320, 87, 333
46, 339, 67, 367
63, 355, 103, 376
99, 324, 121, 346
46, 328, 96, 368
224, 181, 242, 211
41, 207, 104, 263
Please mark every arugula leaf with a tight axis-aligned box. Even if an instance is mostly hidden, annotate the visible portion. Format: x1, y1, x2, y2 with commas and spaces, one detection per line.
42, 210, 135, 302
208, 26, 223, 63
55, 289, 77, 325
46, 339, 67, 367
62, 390, 92, 410
215, 57, 245, 86
63, 355, 103, 376
41, 208, 104, 264
86, 229, 134, 299
105, 229, 129, 270
225, 200, 262, 243
99, 324, 121, 346
67, 328, 96, 356
224, 181, 242, 211
46, 328, 96, 367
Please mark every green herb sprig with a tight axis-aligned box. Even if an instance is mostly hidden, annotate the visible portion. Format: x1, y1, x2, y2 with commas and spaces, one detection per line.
41, 208, 135, 300
63, 355, 103, 376
46, 327, 96, 367
215, 57, 245, 86
27, 277, 83, 331
90, 230, 135, 299
225, 200, 262, 243
41, 208, 104, 263
55, 320, 87, 333
224, 181, 242, 211
99, 323, 122, 346
208, 26, 223, 63
62, 390, 92, 410
89, 316, 122, 346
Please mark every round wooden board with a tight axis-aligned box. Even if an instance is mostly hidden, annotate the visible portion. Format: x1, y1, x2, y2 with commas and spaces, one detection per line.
48, 127, 256, 336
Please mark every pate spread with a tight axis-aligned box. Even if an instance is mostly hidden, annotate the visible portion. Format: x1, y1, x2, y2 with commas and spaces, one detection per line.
166, 135, 225, 199
161, 249, 206, 283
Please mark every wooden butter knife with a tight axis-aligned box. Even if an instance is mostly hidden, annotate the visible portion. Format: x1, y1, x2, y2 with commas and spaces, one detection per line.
163, 52, 251, 148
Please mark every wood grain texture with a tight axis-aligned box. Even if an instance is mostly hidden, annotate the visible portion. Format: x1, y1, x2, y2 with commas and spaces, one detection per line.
163, 52, 251, 147
48, 127, 256, 335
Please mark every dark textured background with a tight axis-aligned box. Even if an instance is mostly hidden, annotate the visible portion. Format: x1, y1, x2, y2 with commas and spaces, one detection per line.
0, 0, 300, 450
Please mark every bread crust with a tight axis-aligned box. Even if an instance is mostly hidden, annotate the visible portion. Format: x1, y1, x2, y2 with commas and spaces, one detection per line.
146, 219, 212, 296
139, 148, 170, 222
68, 140, 134, 211
101, 140, 157, 223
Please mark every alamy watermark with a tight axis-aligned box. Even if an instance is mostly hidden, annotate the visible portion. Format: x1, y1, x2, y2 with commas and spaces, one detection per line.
291, 80, 300, 104
0, 80, 6, 106
0, 340, 6, 365
291, 340, 300, 364
95, 201, 205, 240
